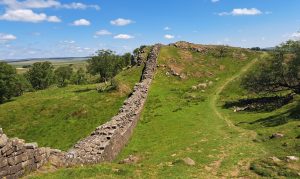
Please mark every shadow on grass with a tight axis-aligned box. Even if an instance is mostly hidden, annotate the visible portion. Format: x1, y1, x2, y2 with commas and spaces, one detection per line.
0, 98, 16, 105
223, 95, 293, 112
249, 102, 300, 127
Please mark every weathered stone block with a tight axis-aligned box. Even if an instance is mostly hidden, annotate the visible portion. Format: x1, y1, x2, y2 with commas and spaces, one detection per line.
0, 134, 8, 148
24, 143, 38, 149
9, 163, 22, 174
0, 158, 8, 168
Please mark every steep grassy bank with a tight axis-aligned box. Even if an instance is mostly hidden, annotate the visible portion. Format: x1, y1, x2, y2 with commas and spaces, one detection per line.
0, 66, 143, 150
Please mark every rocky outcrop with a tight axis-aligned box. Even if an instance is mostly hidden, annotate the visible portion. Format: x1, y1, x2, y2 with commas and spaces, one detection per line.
169, 41, 210, 54
0, 44, 161, 178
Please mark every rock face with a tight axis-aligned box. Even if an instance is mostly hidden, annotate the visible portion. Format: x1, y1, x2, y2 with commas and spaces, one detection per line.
0, 44, 161, 178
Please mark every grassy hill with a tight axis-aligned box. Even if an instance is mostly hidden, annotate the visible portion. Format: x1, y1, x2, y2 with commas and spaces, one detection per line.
0, 66, 143, 150
8, 42, 300, 178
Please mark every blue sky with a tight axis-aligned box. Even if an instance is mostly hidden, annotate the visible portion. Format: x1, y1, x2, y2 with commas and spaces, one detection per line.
0, 0, 299, 59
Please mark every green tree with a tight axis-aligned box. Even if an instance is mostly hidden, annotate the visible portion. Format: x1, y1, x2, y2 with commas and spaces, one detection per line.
55, 66, 73, 87
71, 67, 87, 85
13, 74, 33, 96
242, 40, 300, 95
26, 61, 55, 90
0, 62, 17, 103
87, 50, 123, 83
122, 53, 132, 67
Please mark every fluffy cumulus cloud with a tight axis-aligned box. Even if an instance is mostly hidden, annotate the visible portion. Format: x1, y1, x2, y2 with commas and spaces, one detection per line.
164, 34, 175, 39
0, 33, 17, 43
0, 0, 100, 23
0, 9, 61, 23
110, 18, 134, 26
72, 18, 90, 26
219, 8, 262, 16
113, 34, 134, 39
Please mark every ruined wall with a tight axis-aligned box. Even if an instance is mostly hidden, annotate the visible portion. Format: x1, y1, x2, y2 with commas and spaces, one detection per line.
0, 44, 161, 178
0, 128, 56, 178
65, 44, 161, 164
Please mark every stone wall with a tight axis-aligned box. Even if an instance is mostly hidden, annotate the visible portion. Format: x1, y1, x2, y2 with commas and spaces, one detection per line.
0, 44, 161, 178
0, 128, 56, 178
64, 44, 161, 164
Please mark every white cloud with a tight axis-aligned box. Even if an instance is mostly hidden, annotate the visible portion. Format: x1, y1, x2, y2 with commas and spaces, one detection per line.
62, 40, 75, 44
95, 30, 112, 36
72, 19, 90, 26
61, 2, 100, 10
0, 0, 100, 10
164, 34, 175, 39
164, 26, 171, 31
113, 34, 134, 39
47, 15, 61, 22
0, 9, 61, 23
0, 33, 17, 42
219, 8, 262, 16
110, 18, 134, 26
291, 32, 300, 40
211, 0, 220, 3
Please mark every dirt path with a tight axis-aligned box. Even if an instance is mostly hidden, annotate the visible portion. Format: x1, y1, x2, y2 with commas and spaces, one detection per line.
210, 57, 259, 127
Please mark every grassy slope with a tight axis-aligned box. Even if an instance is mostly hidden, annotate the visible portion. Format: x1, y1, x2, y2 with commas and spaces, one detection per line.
31, 45, 290, 178
0, 66, 143, 150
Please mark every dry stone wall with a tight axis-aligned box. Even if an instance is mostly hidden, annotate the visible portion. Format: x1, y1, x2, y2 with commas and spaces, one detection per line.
64, 44, 161, 164
0, 128, 55, 178
0, 44, 161, 178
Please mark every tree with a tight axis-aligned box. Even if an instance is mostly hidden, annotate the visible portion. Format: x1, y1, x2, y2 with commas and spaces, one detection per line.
122, 53, 133, 67
71, 67, 87, 85
26, 61, 55, 90
241, 40, 300, 95
13, 74, 33, 96
0, 62, 17, 103
87, 50, 124, 83
55, 66, 73, 87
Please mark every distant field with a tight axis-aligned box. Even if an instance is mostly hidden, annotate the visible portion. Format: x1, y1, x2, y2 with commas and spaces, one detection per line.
7, 57, 89, 74
0, 66, 143, 150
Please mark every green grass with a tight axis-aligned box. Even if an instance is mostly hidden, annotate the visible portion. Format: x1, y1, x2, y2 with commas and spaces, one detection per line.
26, 45, 299, 178
0, 66, 143, 150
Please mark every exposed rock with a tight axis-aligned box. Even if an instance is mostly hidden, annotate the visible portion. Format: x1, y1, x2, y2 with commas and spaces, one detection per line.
270, 133, 284, 139
182, 157, 196, 166
269, 156, 281, 162
285, 156, 299, 162
197, 83, 207, 89
233, 106, 248, 112
119, 155, 140, 164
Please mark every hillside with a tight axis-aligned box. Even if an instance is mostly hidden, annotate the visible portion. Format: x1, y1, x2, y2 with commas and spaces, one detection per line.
0, 66, 144, 151
24, 42, 298, 178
